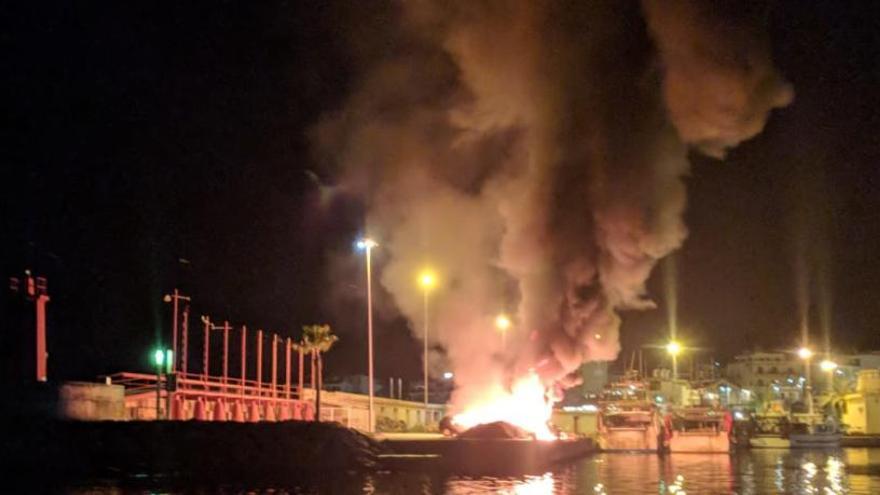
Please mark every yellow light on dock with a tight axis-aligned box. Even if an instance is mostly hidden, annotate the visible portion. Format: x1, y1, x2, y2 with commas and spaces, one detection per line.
820, 359, 838, 372
665, 341, 681, 356
797, 347, 813, 360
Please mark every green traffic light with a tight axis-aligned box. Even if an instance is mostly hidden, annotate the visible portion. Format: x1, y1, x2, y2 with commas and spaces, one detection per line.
153, 349, 165, 367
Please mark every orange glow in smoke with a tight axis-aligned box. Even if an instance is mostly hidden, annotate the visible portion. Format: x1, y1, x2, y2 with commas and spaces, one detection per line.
452, 370, 557, 440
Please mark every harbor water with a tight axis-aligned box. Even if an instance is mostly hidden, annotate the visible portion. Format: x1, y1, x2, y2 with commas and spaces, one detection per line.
40, 448, 880, 494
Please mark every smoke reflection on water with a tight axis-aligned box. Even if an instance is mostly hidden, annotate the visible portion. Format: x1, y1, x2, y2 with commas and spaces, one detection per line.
52, 448, 880, 494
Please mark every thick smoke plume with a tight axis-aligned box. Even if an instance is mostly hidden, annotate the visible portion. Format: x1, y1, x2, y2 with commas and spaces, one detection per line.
312, 0, 791, 407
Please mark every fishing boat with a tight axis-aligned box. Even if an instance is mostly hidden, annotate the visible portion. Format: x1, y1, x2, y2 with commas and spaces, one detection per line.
789, 415, 842, 448
749, 413, 793, 448
665, 407, 732, 453
597, 402, 663, 451
749, 413, 842, 449
597, 374, 663, 452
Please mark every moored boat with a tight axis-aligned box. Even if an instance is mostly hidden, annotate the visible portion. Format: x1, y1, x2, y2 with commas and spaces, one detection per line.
597, 403, 663, 452
789, 414, 842, 448
748, 413, 842, 449
665, 407, 732, 453
749, 413, 791, 449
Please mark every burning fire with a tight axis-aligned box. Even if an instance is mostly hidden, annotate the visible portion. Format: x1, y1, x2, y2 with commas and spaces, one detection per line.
452, 371, 557, 440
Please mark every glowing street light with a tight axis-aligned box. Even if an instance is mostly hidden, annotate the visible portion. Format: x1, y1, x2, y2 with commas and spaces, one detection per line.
356, 238, 378, 250
797, 346, 815, 415
153, 348, 166, 368
820, 359, 838, 372
666, 341, 682, 380
495, 314, 512, 350
419, 271, 436, 290
152, 348, 171, 420
418, 269, 436, 408
357, 237, 378, 432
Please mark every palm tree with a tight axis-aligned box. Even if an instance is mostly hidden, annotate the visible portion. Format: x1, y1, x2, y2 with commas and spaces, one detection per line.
302, 324, 338, 422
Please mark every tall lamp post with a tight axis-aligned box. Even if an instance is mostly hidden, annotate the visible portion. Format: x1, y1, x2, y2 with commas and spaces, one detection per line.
798, 346, 814, 415
357, 237, 378, 432
495, 314, 511, 351
163, 289, 191, 373
418, 270, 436, 408
820, 357, 838, 394
666, 341, 682, 380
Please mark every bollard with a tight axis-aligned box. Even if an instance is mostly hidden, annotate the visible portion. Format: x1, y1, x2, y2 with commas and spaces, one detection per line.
265, 403, 277, 422
193, 398, 208, 421
213, 399, 226, 421
292, 402, 303, 420
232, 401, 246, 422
303, 402, 315, 421
171, 396, 185, 420
248, 401, 261, 422
278, 403, 291, 421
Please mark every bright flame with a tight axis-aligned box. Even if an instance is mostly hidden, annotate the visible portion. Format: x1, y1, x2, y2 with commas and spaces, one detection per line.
451, 371, 557, 440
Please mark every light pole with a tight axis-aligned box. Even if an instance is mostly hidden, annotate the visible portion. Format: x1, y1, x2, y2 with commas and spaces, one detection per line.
153, 349, 165, 419
820, 357, 838, 394
163, 289, 191, 373
798, 346, 814, 415
666, 341, 682, 380
495, 314, 511, 351
357, 237, 378, 432
418, 270, 436, 408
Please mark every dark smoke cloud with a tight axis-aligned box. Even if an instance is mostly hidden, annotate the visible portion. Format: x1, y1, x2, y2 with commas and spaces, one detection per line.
642, 0, 794, 157
312, 0, 791, 407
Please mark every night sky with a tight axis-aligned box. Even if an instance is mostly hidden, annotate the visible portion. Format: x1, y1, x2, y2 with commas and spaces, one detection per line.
3, 1, 879, 382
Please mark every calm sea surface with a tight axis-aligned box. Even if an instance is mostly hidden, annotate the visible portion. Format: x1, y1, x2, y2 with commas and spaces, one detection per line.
47, 448, 880, 494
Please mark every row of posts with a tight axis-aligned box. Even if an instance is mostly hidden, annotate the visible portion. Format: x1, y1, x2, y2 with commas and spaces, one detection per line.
157, 289, 326, 419
167, 396, 315, 422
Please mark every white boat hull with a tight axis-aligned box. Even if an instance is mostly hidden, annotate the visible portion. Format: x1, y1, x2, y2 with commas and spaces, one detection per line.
790, 432, 841, 449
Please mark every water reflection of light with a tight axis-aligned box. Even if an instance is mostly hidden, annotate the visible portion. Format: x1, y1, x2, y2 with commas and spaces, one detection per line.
825, 456, 845, 494
775, 457, 785, 492
512, 472, 554, 495
801, 460, 818, 494
666, 474, 687, 494
593, 482, 607, 495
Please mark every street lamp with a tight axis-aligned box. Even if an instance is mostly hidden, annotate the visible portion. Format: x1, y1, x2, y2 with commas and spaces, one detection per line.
821, 358, 838, 394
418, 269, 436, 408
495, 314, 511, 350
798, 346, 814, 415
357, 237, 378, 432
797, 347, 813, 360
820, 359, 838, 372
163, 289, 191, 374
153, 348, 166, 419
666, 341, 681, 380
